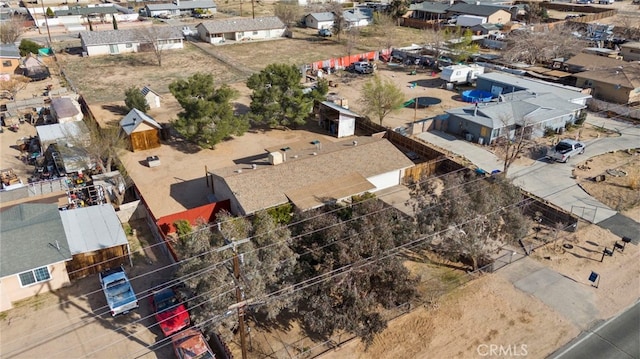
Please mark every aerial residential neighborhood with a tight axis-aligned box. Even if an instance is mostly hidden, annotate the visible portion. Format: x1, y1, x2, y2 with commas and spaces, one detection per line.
0, 0, 638, 357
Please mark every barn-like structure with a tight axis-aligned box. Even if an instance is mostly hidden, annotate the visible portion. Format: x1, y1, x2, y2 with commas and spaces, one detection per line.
120, 108, 162, 152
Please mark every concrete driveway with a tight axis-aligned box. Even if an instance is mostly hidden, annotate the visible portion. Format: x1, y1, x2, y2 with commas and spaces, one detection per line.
415, 114, 640, 225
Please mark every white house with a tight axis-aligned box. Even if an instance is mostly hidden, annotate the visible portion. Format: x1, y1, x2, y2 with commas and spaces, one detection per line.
145, 0, 217, 17
79, 27, 183, 56
196, 16, 285, 44
316, 101, 361, 138
343, 8, 372, 28
304, 12, 334, 29
208, 137, 415, 215
141, 86, 162, 109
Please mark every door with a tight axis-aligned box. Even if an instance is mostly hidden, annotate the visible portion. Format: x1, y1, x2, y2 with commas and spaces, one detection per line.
109, 44, 119, 55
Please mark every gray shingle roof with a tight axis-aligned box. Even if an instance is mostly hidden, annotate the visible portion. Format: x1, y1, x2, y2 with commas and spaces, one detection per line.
79, 27, 183, 46
409, 2, 450, 13
446, 92, 586, 129
120, 108, 162, 135
210, 137, 414, 214
197, 16, 285, 34
447, 3, 509, 16
146, 3, 180, 11
307, 12, 335, 22
477, 72, 591, 103
178, 0, 216, 9
0, 44, 21, 59
0, 204, 72, 277
54, 5, 118, 17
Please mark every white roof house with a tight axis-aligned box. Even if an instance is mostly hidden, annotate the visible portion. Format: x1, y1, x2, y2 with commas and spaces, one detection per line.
304, 12, 334, 29
79, 27, 184, 56
196, 16, 285, 44
36, 121, 90, 153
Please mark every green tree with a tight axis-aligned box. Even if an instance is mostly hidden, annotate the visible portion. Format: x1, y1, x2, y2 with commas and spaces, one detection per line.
18, 39, 42, 56
247, 63, 320, 129
124, 86, 149, 112
45, 7, 54, 18
291, 198, 418, 346
170, 73, 248, 149
449, 28, 479, 64
112, 15, 118, 30
359, 75, 405, 126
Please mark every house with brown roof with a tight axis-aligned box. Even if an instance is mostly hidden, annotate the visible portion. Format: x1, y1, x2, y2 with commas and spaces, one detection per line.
208, 137, 415, 215
574, 64, 640, 104
195, 16, 285, 44
551, 53, 626, 74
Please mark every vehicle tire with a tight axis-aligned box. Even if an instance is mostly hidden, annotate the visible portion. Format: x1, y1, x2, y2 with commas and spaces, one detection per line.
580, 148, 585, 154
564, 156, 570, 163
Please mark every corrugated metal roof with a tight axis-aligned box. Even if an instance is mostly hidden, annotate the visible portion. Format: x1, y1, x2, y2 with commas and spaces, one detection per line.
54, 6, 118, 16
409, 2, 450, 13
120, 108, 162, 135
36, 121, 89, 144
0, 204, 72, 277
79, 27, 183, 46
210, 137, 414, 215
320, 101, 362, 118
447, 3, 510, 16
60, 204, 128, 255
198, 16, 285, 34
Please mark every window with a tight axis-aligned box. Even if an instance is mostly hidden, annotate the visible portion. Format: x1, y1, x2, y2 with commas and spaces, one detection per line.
253, 31, 258, 35
19, 266, 51, 286
126, 43, 133, 48
2, 60, 11, 67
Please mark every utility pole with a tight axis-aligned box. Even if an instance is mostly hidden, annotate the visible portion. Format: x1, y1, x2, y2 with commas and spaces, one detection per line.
40, 0, 52, 46
232, 246, 249, 359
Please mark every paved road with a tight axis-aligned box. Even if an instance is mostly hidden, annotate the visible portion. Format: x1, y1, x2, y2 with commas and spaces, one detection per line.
416, 114, 640, 224
549, 301, 640, 359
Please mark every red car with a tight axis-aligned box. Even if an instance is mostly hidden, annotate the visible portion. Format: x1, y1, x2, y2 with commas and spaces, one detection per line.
150, 288, 190, 337
172, 328, 215, 359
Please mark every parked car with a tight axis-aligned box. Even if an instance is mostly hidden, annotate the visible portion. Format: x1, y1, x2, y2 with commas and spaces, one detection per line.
99, 266, 139, 316
350, 61, 375, 74
150, 288, 191, 337
318, 28, 332, 37
172, 328, 215, 359
546, 139, 585, 163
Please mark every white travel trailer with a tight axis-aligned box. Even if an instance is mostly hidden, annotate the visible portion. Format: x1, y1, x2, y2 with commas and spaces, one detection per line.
440, 64, 485, 85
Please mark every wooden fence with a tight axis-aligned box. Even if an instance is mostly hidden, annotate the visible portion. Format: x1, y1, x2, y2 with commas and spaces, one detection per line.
66, 244, 128, 280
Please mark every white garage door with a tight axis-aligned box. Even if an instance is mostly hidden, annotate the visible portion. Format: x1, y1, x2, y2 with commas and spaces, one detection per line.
367, 170, 401, 191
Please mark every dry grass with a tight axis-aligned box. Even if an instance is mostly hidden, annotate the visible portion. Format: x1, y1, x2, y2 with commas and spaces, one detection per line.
56, 42, 242, 103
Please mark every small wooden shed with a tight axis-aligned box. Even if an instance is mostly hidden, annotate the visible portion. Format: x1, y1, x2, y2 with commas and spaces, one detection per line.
141, 86, 162, 109
120, 108, 162, 152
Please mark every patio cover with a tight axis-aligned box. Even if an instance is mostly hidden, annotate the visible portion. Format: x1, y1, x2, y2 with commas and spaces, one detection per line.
285, 172, 375, 211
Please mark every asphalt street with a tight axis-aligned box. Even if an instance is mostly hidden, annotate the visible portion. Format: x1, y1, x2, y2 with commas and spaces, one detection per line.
549, 301, 640, 359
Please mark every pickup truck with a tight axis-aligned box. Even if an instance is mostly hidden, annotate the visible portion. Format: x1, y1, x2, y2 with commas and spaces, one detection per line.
100, 266, 139, 316
546, 139, 585, 163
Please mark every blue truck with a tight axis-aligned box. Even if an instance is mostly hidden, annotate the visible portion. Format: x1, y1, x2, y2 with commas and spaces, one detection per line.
99, 266, 139, 316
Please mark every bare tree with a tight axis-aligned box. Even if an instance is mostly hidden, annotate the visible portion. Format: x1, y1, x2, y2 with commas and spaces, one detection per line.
0, 15, 26, 44
345, 26, 360, 58
422, 27, 452, 66
274, 2, 302, 27
617, 15, 640, 41
326, 3, 345, 40
0, 75, 30, 100
374, 13, 397, 51
503, 24, 587, 65
495, 115, 534, 176
136, 27, 172, 66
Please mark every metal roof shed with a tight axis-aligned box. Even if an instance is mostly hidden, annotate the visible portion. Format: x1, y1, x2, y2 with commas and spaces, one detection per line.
60, 204, 131, 279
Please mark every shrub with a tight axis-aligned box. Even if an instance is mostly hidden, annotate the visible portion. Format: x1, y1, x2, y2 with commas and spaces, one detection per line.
544, 127, 555, 137
174, 220, 192, 240
18, 39, 42, 57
